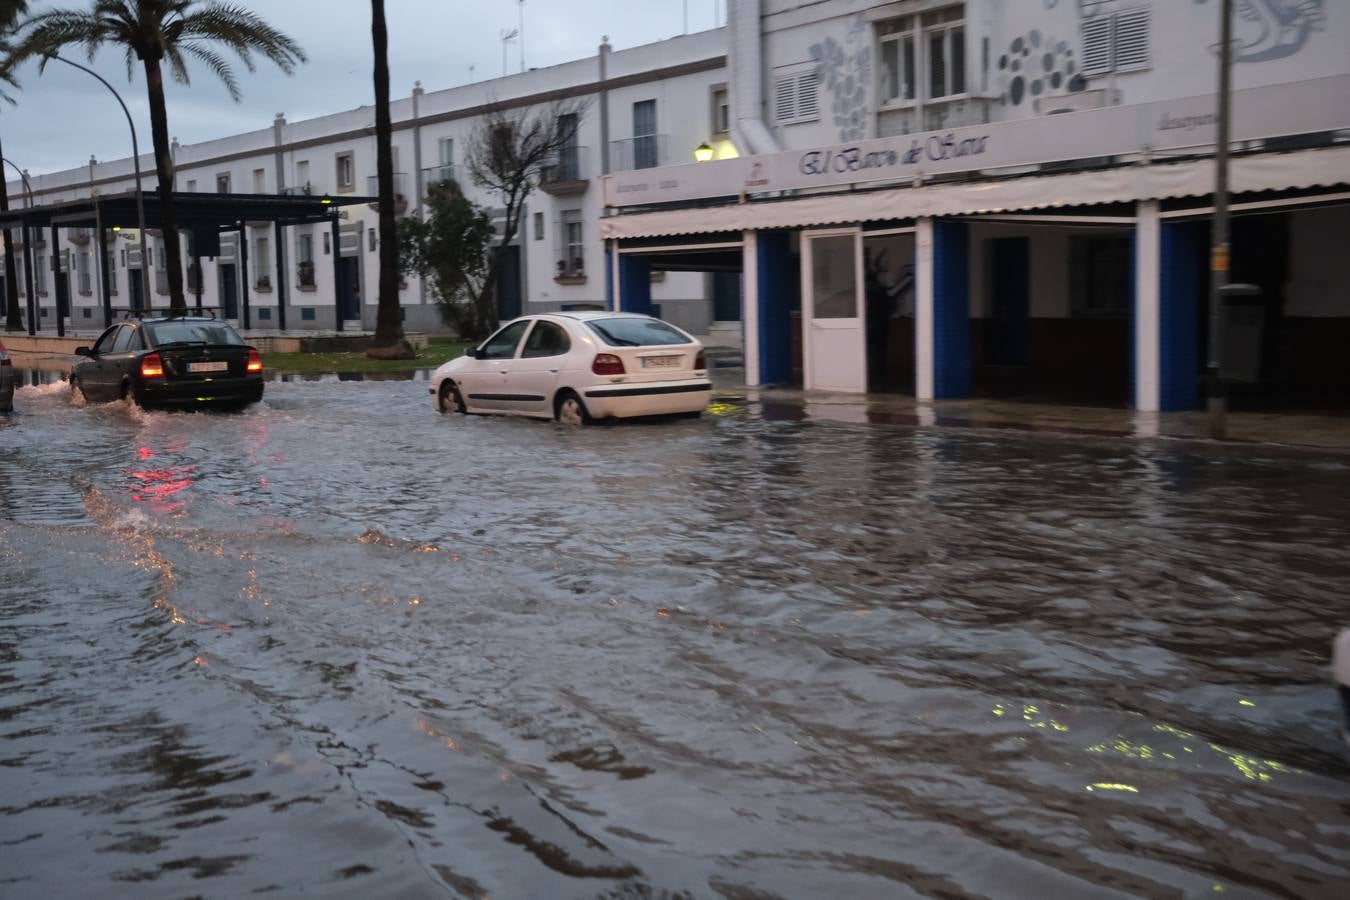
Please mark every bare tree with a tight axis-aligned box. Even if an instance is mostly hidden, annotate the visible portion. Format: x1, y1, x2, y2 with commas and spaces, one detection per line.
463, 96, 589, 338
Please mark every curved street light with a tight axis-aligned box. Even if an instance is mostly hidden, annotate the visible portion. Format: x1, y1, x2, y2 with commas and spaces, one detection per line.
42, 54, 152, 311
2, 156, 37, 335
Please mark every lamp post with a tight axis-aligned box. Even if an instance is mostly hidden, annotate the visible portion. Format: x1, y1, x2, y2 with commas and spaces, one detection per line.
1207, 0, 1234, 439
43, 54, 152, 312
501, 28, 518, 78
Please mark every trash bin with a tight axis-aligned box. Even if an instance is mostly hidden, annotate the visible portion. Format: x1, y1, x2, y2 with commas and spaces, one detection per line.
1219, 284, 1263, 384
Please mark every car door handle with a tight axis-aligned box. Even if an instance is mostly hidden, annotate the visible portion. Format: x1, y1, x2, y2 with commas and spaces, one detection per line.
499, 369, 509, 375
549, 369, 558, 374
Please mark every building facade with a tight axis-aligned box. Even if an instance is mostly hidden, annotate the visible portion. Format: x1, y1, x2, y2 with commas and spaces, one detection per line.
5, 28, 732, 337
604, 0, 1349, 413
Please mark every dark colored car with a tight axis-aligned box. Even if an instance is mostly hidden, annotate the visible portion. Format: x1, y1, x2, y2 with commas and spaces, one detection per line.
71, 316, 264, 409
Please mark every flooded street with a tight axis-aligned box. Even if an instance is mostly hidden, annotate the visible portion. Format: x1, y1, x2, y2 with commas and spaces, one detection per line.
1, 377, 1348, 899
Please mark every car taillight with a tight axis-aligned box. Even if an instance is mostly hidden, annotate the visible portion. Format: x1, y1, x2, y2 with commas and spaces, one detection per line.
0, 342, 10, 366
246, 349, 263, 373
592, 353, 625, 376
140, 353, 164, 378
694, 350, 706, 370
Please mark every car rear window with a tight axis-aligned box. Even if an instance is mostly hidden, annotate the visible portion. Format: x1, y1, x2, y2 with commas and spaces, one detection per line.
585, 317, 691, 347
147, 321, 245, 346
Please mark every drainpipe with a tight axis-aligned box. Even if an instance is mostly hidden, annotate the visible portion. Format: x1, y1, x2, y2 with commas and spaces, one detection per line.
727, 0, 779, 156
599, 36, 612, 175
273, 113, 287, 192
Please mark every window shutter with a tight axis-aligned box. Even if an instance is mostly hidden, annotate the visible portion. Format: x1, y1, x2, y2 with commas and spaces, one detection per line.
774, 76, 796, 123
796, 71, 819, 121
1114, 8, 1151, 72
1080, 15, 1114, 77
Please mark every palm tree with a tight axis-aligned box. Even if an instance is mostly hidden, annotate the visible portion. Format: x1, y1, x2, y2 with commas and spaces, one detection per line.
12, 1, 304, 315
0, 0, 28, 332
367, 0, 410, 358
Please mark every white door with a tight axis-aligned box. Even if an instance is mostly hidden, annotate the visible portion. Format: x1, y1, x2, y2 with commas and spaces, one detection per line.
802, 229, 867, 393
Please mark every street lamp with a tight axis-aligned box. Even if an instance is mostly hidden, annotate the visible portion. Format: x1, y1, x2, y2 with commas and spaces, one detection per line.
1207, 0, 1234, 439
694, 142, 714, 162
500, 28, 519, 78
41, 54, 152, 312
1, 157, 35, 335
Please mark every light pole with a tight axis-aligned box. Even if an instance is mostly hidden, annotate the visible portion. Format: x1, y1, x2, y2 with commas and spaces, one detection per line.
43, 54, 152, 312
501, 28, 518, 78
1207, 0, 1234, 439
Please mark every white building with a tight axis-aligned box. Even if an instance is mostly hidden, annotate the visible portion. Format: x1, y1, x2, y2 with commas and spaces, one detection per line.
6, 28, 732, 337
604, 0, 1350, 413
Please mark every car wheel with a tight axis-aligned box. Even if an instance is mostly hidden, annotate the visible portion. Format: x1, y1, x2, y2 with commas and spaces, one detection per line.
555, 390, 592, 426
438, 380, 465, 415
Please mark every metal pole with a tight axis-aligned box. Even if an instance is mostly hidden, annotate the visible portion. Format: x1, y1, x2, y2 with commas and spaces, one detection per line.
45, 55, 153, 311
98, 216, 113, 328
274, 219, 288, 331
1, 158, 35, 333
331, 214, 344, 333
239, 223, 251, 331
1207, 0, 1233, 439
50, 222, 63, 338
22, 224, 35, 336
519, 0, 525, 72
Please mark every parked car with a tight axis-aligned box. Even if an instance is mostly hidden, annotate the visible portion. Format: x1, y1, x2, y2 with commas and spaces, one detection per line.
430, 313, 711, 424
0, 339, 12, 413
1336, 629, 1350, 751
71, 316, 264, 409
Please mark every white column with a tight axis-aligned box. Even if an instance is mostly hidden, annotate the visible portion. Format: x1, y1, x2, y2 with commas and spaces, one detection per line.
1134, 199, 1161, 412
915, 217, 935, 401
609, 242, 620, 312
742, 231, 760, 387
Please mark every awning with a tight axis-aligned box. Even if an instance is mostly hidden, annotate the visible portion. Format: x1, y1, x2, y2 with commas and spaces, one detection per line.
601, 145, 1350, 239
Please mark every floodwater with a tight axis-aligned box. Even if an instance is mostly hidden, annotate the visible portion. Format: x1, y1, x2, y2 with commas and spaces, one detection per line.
1, 376, 1347, 899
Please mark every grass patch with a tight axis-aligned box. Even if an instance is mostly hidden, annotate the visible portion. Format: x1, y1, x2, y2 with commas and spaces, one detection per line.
265, 338, 470, 374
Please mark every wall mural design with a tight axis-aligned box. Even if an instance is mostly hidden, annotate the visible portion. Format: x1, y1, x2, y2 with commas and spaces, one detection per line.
1193, 0, 1327, 62
996, 28, 1087, 110
810, 15, 871, 142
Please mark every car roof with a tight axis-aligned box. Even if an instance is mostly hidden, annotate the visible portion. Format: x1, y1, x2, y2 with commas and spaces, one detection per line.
544, 311, 649, 321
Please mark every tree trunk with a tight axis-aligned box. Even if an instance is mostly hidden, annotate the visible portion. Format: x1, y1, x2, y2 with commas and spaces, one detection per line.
143, 57, 187, 315
368, 0, 411, 358
0, 133, 22, 332
471, 187, 524, 339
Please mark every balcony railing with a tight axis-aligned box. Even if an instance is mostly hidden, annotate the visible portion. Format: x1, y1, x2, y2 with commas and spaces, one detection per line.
540, 146, 588, 195
366, 173, 409, 213
281, 183, 316, 197
609, 134, 668, 172
422, 164, 456, 187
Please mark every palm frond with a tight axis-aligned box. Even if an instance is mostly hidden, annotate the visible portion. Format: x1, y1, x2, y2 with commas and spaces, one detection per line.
178, 39, 237, 100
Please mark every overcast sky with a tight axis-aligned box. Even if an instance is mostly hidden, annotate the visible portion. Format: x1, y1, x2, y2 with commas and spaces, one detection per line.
4, 1, 726, 177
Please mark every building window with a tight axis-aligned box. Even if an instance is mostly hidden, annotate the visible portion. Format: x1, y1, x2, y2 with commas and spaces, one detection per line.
36, 254, 46, 293
298, 233, 315, 287
108, 249, 117, 294
254, 235, 271, 289
438, 137, 453, 167
301, 307, 316, 321
77, 251, 91, 294
336, 151, 355, 192
772, 63, 819, 125
924, 7, 965, 100
879, 17, 918, 105
632, 99, 658, 169
1070, 235, 1132, 317
558, 209, 584, 278
296, 160, 311, 193
253, 168, 266, 193
186, 179, 197, 193
258, 307, 271, 321
533, 211, 544, 241
1081, 7, 1151, 77
711, 86, 730, 135
556, 113, 580, 180
216, 172, 230, 193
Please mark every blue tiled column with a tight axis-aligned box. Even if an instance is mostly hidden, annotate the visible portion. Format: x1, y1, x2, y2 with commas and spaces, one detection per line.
932, 220, 971, 399
756, 230, 793, 386
1159, 221, 1204, 411
617, 254, 652, 315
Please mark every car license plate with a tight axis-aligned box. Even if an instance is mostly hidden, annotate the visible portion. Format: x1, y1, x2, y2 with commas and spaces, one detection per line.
188, 361, 229, 373
642, 356, 682, 369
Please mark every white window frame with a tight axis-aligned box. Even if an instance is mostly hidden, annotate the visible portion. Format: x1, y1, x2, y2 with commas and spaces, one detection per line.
255, 234, 271, 289
336, 151, 355, 192
1081, 7, 1152, 78
711, 85, 730, 135
877, 7, 967, 111
438, 137, 454, 166
216, 172, 231, 194
252, 168, 266, 193
772, 62, 820, 126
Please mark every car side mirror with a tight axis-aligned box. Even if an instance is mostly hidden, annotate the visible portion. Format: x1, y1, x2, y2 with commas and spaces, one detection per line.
74, 346, 93, 357
469, 347, 486, 360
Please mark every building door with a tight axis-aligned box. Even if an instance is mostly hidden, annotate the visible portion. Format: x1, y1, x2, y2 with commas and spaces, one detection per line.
802, 229, 867, 393
55, 271, 71, 320
496, 245, 522, 321
338, 257, 362, 321
128, 270, 144, 314
219, 264, 238, 319
988, 237, 1030, 366
712, 270, 741, 322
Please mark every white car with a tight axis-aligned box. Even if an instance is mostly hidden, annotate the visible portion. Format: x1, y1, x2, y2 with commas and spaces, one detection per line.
430, 312, 712, 424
